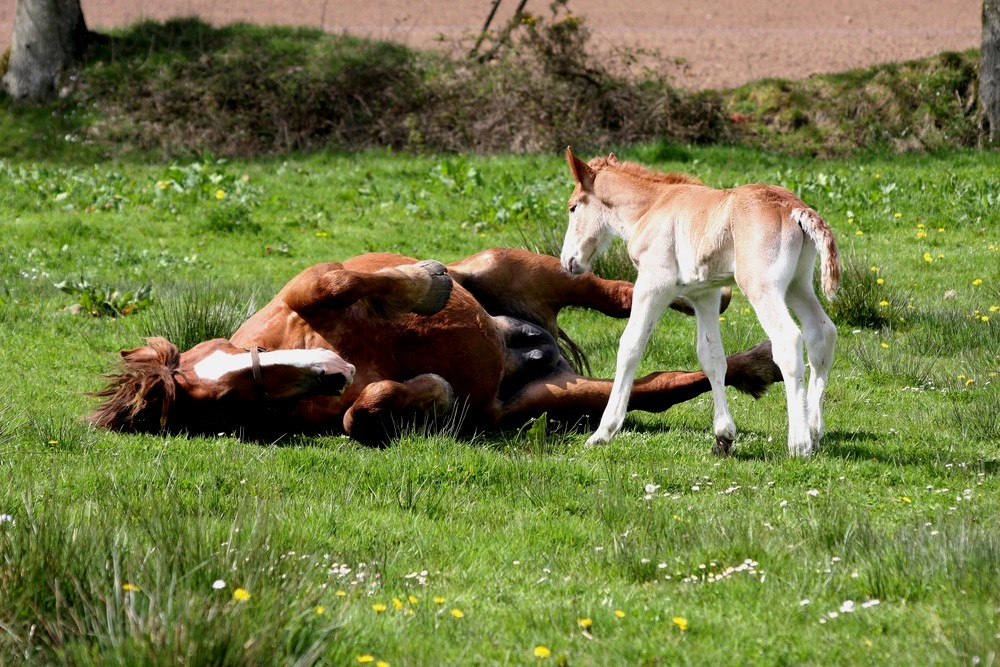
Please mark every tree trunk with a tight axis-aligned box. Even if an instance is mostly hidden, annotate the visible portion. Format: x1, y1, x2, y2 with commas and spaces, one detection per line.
1, 0, 88, 101
983, 0, 1000, 143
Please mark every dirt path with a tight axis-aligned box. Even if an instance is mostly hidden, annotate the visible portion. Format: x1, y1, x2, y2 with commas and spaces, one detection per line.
1, 0, 982, 90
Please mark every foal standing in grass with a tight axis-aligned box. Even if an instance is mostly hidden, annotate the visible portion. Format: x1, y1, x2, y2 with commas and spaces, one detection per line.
559, 148, 839, 456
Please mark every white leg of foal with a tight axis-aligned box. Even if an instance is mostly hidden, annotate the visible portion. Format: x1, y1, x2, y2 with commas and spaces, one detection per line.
750, 296, 811, 456
788, 287, 837, 453
690, 292, 736, 455
588, 282, 674, 446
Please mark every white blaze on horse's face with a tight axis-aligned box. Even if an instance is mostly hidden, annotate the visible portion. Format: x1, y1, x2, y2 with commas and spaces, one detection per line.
193, 348, 356, 397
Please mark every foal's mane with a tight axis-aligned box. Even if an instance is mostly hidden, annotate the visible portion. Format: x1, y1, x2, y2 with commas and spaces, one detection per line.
88, 337, 180, 432
589, 155, 703, 186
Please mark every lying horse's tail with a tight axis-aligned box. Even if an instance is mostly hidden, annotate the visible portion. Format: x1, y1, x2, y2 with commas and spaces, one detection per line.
791, 207, 840, 300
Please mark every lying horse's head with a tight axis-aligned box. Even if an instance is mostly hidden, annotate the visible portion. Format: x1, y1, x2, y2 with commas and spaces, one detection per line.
89, 337, 355, 434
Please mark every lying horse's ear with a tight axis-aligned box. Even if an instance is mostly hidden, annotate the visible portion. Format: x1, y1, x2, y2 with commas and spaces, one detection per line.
565, 146, 596, 191
120, 337, 180, 366
607, 152, 619, 166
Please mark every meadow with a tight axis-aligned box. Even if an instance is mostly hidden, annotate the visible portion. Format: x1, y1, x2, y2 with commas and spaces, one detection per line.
1, 144, 999, 665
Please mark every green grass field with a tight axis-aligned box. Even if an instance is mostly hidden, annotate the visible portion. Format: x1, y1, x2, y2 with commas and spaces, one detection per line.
1, 145, 998, 665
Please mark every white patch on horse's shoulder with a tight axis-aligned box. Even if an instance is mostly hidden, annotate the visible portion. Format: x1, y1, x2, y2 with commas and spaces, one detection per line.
193, 348, 345, 381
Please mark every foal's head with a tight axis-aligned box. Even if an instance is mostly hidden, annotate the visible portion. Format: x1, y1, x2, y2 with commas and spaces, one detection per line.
559, 147, 702, 275
560, 147, 616, 275
89, 337, 355, 435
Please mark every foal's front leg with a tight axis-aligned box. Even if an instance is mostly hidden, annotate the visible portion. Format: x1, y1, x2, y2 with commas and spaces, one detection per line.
588, 279, 675, 445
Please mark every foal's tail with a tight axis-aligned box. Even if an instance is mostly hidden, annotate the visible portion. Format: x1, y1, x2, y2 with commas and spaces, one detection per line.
791, 207, 840, 299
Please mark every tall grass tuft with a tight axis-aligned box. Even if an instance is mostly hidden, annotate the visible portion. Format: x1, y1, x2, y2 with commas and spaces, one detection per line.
140, 282, 260, 351
22, 412, 97, 451
826, 257, 910, 329
0, 498, 359, 665
949, 388, 1000, 440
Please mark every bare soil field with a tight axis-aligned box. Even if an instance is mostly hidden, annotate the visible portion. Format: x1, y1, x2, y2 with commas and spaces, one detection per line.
0, 0, 982, 90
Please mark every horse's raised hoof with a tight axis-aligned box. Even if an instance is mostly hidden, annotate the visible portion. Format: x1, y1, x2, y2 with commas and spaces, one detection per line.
412, 260, 453, 315
712, 435, 733, 456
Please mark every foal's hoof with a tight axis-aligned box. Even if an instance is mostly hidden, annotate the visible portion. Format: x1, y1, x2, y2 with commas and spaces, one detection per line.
712, 435, 733, 456
412, 260, 453, 315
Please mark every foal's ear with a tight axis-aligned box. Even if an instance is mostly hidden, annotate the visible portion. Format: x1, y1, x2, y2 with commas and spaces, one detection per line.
607, 152, 619, 165
565, 146, 596, 191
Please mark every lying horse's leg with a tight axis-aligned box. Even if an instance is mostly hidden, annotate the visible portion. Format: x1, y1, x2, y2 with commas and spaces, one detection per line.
447, 248, 632, 332
284, 260, 452, 318
447, 248, 731, 332
496, 341, 782, 441
342, 374, 456, 446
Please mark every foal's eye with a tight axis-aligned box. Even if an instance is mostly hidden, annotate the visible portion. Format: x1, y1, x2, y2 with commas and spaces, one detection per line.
568, 204, 578, 213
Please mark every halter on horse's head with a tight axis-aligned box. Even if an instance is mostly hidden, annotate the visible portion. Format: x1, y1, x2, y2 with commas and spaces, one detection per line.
89, 337, 356, 435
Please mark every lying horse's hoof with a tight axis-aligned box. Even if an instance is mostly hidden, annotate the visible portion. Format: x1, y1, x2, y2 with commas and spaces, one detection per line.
412, 260, 453, 315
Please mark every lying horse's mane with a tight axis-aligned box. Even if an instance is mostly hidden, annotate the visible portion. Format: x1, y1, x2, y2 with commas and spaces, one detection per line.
88, 337, 180, 432
589, 156, 703, 186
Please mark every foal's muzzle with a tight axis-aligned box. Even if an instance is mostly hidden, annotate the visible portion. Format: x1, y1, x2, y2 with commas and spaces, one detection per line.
562, 256, 586, 275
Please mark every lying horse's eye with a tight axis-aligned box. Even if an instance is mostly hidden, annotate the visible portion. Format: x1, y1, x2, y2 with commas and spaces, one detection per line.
568, 204, 578, 213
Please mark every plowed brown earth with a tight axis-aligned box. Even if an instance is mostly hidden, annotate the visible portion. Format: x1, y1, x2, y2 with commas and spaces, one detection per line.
0, 0, 981, 90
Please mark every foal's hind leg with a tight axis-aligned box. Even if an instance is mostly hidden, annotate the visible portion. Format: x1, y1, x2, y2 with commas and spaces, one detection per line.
689, 290, 737, 455
744, 290, 812, 457
787, 280, 837, 452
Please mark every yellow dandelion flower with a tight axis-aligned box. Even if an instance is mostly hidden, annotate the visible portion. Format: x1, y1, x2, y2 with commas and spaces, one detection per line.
876, 277, 885, 285
450, 608, 465, 619
392, 598, 404, 610
614, 610, 626, 619
578, 617, 593, 629
965, 378, 975, 386
917, 223, 925, 229
408, 595, 419, 605
672, 616, 689, 632
982, 316, 990, 323
916, 230, 927, 239
880, 342, 889, 349
47, 440, 58, 445
215, 189, 226, 200
315, 231, 329, 238
900, 496, 912, 503
893, 212, 902, 218
879, 300, 889, 307
923, 252, 933, 263
972, 279, 983, 286
372, 603, 387, 613
870, 265, 879, 272
989, 306, 999, 312
377, 662, 390, 667
855, 229, 864, 236
357, 656, 375, 664
533, 645, 551, 658
233, 588, 251, 602
433, 596, 446, 605
122, 583, 140, 592
315, 606, 326, 615
336, 590, 347, 597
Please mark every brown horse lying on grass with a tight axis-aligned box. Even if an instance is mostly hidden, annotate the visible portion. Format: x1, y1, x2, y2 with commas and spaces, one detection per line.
90, 248, 783, 445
